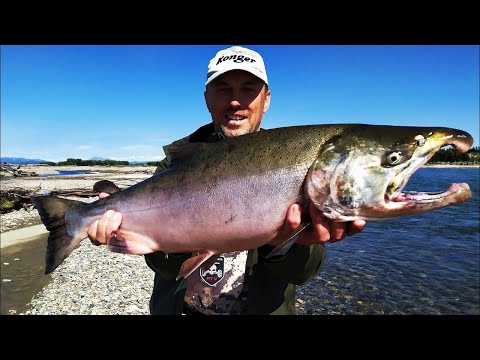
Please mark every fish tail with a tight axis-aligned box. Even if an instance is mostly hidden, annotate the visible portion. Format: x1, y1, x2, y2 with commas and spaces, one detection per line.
32, 196, 86, 274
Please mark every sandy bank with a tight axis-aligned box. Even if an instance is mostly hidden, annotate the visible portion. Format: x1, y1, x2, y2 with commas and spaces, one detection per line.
1, 165, 156, 188
1, 164, 157, 175
1, 165, 156, 236
1, 224, 48, 249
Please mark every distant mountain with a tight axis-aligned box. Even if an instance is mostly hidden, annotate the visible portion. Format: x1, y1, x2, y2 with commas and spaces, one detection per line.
1, 157, 52, 164
89, 156, 111, 161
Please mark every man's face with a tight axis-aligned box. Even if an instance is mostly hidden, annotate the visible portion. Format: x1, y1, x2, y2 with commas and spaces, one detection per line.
204, 70, 271, 138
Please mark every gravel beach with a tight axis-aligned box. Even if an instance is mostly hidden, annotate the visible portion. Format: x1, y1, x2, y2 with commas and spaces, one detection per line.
21, 240, 154, 315
1, 166, 156, 315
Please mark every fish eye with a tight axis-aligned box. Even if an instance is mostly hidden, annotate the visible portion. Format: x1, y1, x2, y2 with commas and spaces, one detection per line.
414, 135, 426, 147
384, 151, 404, 166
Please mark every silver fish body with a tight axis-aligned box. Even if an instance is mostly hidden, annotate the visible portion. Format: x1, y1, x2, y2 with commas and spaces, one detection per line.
33, 124, 474, 275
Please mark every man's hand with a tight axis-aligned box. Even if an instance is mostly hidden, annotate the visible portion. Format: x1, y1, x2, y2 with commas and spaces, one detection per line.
86, 193, 123, 245
268, 202, 366, 247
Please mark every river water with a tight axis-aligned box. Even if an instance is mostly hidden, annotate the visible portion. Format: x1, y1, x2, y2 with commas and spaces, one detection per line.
39, 170, 93, 177
1, 233, 51, 315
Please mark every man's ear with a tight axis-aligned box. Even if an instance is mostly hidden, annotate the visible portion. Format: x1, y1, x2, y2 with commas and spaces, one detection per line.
263, 89, 271, 113
204, 90, 212, 113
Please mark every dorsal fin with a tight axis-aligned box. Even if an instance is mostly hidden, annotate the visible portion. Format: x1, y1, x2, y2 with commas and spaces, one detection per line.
163, 138, 204, 164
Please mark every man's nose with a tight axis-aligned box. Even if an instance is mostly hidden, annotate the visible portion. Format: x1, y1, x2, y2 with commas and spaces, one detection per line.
229, 99, 242, 108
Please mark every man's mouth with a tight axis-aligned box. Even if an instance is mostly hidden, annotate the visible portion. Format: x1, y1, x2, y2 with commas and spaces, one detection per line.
226, 115, 246, 123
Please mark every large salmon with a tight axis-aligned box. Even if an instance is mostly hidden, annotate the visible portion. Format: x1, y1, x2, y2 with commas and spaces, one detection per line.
33, 124, 474, 278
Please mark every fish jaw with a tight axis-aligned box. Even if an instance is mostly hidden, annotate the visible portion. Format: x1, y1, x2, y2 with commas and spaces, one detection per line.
380, 182, 471, 215
306, 125, 474, 221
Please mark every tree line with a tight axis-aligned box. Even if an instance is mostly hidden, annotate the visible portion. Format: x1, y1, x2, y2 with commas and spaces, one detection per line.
428, 146, 479, 164
57, 158, 130, 166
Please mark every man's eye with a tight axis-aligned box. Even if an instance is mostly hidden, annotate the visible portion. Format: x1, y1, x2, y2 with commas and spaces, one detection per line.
216, 88, 230, 94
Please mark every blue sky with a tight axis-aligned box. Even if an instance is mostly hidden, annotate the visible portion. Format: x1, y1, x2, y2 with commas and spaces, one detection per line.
1, 45, 478, 163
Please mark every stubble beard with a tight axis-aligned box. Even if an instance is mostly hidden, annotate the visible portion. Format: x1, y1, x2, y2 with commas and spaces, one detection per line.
219, 122, 259, 138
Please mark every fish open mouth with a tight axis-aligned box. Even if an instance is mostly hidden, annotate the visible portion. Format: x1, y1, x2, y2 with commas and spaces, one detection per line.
384, 131, 474, 210
319, 127, 474, 221
388, 182, 471, 204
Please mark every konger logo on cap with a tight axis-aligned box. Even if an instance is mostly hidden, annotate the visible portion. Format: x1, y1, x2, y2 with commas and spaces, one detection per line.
216, 54, 257, 65
205, 46, 268, 86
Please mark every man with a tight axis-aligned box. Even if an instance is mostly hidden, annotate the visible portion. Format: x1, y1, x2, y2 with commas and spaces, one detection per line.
87, 46, 366, 314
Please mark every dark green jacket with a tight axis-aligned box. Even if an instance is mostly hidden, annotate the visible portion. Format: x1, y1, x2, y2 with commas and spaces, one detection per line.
144, 123, 326, 315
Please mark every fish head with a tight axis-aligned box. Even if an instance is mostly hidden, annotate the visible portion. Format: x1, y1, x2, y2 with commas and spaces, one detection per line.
305, 124, 474, 221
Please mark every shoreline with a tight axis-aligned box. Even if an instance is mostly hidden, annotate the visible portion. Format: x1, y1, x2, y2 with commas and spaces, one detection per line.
1, 224, 47, 249
423, 164, 479, 168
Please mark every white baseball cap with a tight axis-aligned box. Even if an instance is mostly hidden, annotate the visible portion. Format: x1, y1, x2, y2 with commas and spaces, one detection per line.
205, 46, 269, 86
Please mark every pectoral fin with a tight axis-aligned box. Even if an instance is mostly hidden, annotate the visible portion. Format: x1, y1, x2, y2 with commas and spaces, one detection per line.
265, 222, 311, 259
176, 250, 217, 280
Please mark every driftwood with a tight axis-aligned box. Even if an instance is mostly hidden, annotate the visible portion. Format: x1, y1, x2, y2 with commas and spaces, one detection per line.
0, 187, 102, 213
0, 191, 32, 212
0, 163, 38, 177
49, 188, 100, 197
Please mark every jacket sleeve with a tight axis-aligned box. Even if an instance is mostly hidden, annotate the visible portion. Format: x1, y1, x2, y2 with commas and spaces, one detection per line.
257, 243, 326, 285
